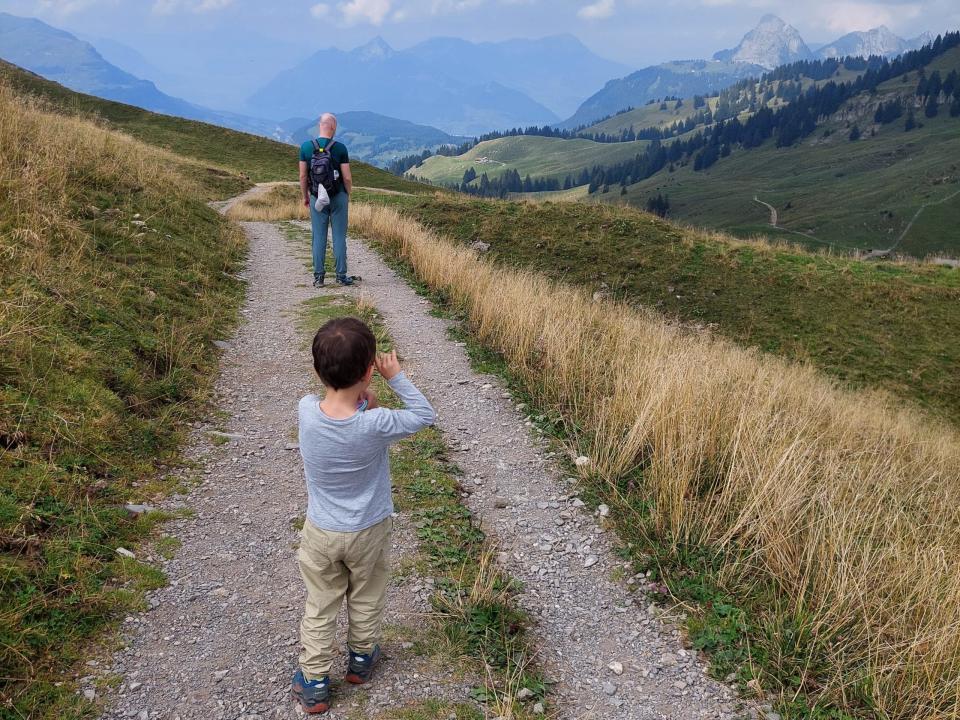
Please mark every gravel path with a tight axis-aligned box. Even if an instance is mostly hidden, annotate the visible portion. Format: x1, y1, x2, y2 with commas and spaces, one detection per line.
100, 217, 475, 720
101, 204, 752, 720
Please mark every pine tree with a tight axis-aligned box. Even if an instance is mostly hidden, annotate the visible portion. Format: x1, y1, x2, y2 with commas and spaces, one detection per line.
925, 95, 939, 118
905, 109, 916, 131
849, 125, 861, 141
951, 96, 960, 118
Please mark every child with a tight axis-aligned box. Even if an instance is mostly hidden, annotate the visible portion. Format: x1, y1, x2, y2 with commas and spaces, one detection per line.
291, 317, 435, 714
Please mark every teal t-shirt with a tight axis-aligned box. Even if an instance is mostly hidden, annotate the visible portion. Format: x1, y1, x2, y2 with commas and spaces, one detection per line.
300, 138, 349, 195
299, 137, 349, 165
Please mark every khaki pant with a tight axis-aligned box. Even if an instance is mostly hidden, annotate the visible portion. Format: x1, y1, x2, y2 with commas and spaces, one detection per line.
298, 515, 392, 679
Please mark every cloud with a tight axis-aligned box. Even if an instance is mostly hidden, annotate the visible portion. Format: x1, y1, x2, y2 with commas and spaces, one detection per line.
813, 1, 920, 33
578, 0, 615, 20
35, 0, 112, 14
340, 0, 393, 24
151, 0, 234, 13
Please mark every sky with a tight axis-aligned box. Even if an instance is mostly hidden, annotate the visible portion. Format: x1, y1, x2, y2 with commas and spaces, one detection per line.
3, 0, 958, 108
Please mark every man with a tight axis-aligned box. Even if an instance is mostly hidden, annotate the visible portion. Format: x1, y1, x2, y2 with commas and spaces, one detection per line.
299, 113, 354, 287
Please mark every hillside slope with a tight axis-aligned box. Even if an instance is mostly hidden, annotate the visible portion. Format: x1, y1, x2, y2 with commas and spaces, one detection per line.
0, 79, 250, 716
410, 134, 647, 187
614, 44, 960, 255
0, 60, 431, 194
357, 192, 960, 422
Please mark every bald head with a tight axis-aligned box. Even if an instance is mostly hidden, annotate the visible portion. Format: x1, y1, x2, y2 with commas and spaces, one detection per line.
318, 113, 338, 139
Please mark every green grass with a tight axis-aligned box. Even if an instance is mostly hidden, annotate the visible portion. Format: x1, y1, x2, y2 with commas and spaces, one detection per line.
353, 192, 960, 423
584, 97, 718, 136
619, 105, 960, 256
293, 290, 542, 718
411, 134, 649, 186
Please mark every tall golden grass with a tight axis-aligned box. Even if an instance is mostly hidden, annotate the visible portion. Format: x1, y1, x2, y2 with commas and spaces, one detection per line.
347, 202, 960, 719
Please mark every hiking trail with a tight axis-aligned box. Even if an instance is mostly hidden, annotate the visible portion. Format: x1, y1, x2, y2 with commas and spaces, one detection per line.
99, 192, 755, 720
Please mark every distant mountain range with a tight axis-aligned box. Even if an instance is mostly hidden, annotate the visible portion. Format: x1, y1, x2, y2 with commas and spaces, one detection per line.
0, 12, 283, 139
815, 26, 933, 61
289, 111, 468, 167
247, 35, 629, 136
565, 15, 936, 127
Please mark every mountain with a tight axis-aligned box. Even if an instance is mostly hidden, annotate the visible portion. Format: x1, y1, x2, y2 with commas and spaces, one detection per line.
0, 12, 284, 139
816, 26, 935, 59
713, 14, 813, 69
248, 36, 620, 136
398, 34, 631, 119
290, 111, 467, 167
561, 59, 762, 129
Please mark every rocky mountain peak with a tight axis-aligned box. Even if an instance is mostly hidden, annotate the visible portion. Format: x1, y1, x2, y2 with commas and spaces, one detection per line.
713, 14, 813, 70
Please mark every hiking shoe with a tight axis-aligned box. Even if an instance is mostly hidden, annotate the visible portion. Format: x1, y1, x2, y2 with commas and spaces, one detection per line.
290, 669, 331, 714
335, 275, 354, 286
313, 275, 325, 288
345, 645, 381, 685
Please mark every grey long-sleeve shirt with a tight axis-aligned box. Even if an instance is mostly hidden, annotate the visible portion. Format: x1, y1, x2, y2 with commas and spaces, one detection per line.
298, 373, 436, 533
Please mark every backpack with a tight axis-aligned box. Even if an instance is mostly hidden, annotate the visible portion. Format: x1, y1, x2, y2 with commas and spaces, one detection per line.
308, 139, 340, 197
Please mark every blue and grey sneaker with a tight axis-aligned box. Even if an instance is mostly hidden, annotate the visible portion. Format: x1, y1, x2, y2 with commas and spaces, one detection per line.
335, 275, 354, 286
313, 274, 325, 288
290, 669, 330, 714
345, 645, 381, 685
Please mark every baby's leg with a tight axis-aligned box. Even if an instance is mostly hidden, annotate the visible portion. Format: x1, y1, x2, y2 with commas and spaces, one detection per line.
343, 516, 392, 655
298, 521, 348, 679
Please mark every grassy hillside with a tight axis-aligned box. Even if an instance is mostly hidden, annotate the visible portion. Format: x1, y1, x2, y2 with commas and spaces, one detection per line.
347, 201, 960, 720
353, 191, 960, 422
411, 134, 648, 186
0, 59, 431, 195
617, 47, 960, 256
0, 77, 256, 716
583, 97, 718, 135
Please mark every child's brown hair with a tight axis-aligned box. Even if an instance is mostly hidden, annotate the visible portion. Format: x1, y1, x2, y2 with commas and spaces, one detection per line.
311, 317, 376, 390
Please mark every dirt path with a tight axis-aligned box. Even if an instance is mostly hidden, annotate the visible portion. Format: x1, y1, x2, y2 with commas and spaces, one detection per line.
100, 205, 751, 720
752, 195, 777, 226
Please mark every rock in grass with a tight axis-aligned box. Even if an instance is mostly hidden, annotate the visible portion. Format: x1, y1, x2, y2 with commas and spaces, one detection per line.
533, 702, 545, 715
116, 547, 135, 559
597, 503, 610, 518
574, 455, 591, 467
124, 504, 154, 518
517, 687, 534, 702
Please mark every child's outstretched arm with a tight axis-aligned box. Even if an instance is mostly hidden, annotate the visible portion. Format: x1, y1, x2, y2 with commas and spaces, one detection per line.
373, 351, 436, 439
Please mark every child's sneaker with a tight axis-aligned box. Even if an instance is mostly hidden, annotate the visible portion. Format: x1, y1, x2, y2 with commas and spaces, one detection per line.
290, 669, 331, 714
344, 645, 381, 684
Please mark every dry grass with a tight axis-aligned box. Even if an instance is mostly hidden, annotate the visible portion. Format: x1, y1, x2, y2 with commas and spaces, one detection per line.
348, 201, 960, 719
1, 81, 246, 713
225, 183, 307, 222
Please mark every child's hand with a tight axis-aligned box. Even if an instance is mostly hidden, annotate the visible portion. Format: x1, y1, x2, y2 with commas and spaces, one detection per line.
375, 350, 401, 380
360, 388, 379, 409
